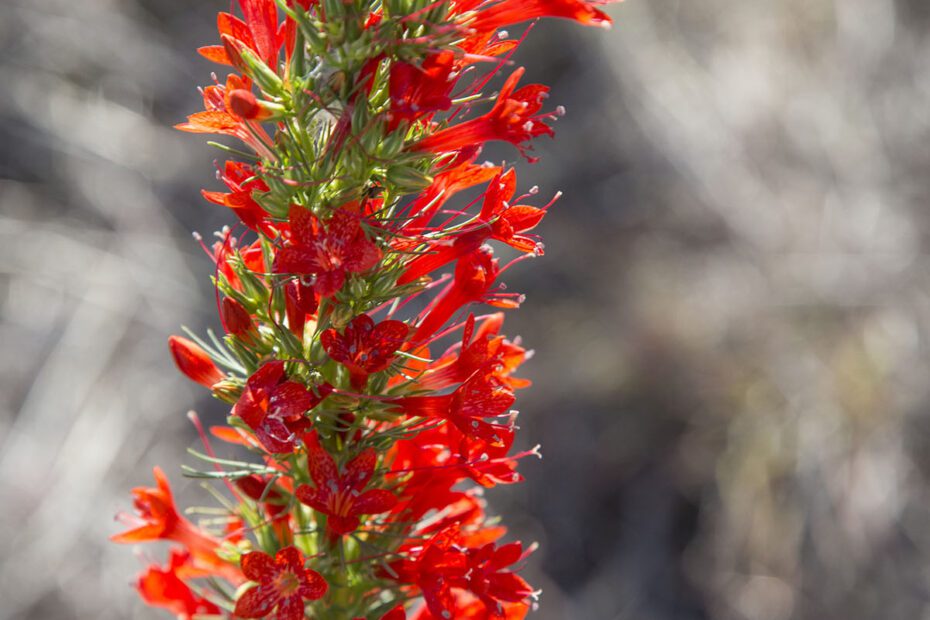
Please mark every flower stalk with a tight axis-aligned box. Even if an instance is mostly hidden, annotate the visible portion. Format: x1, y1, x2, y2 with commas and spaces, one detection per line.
114, 0, 616, 618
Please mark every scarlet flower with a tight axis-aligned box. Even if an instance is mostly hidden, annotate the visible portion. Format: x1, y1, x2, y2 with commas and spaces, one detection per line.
201, 160, 275, 234
421, 314, 530, 391
136, 549, 221, 620
112, 468, 231, 577
464, 0, 612, 32
390, 371, 515, 447
460, 541, 535, 617
388, 51, 457, 130
402, 151, 500, 232
199, 0, 282, 69
167, 336, 224, 389
321, 314, 409, 389
233, 361, 330, 453
389, 528, 534, 620
274, 205, 382, 298
295, 433, 398, 537
234, 546, 328, 619
411, 246, 520, 344
387, 526, 467, 617
176, 74, 275, 158
398, 169, 548, 285
413, 69, 554, 160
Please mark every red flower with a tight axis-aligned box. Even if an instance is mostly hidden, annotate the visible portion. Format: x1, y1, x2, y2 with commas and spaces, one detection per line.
321, 314, 409, 389
199, 0, 282, 69
402, 152, 501, 232
388, 526, 467, 617
176, 73, 276, 159
389, 528, 534, 620
391, 371, 515, 447
233, 361, 330, 453
414, 69, 554, 160
465, 0, 612, 32
168, 336, 224, 388
399, 169, 548, 285
460, 541, 535, 617
295, 433, 398, 537
234, 546, 328, 619
411, 246, 520, 344
274, 205, 382, 298
388, 51, 457, 130
112, 468, 236, 578
420, 314, 530, 391
201, 161, 275, 234
136, 549, 220, 620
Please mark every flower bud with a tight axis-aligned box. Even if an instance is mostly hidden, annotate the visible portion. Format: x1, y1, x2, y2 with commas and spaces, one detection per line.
228, 89, 272, 121
168, 336, 224, 388
221, 297, 254, 338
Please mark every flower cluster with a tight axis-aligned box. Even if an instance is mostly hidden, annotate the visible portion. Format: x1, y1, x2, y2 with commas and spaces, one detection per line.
114, 0, 613, 618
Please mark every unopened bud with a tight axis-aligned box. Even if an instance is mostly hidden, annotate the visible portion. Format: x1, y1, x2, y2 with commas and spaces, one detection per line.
228, 89, 272, 120
168, 336, 224, 388
221, 297, 254, 337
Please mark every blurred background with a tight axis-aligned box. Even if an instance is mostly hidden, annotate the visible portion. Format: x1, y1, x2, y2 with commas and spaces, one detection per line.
3, 0, 930, 618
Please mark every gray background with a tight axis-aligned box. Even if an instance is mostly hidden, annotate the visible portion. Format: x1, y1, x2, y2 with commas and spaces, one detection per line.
3, 1, 930, 618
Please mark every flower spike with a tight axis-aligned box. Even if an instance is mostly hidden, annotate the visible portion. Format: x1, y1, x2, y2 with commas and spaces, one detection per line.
114, 0, 619, 616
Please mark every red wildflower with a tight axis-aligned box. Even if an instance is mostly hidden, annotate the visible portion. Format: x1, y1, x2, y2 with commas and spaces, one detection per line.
176, 74, 275, 158
387, 526, 467, 617
465, 0, 612, 32
460, 541, 535, 617
403, 152, 501, 232
234, 546, 328, 619
295, 433, 398, 537
399, 169, 548, 285
167, 336, 223, 389
390, 371, 515, 447
274, 204, 382, 298
420, 314, 530, 391
413, 69, 555, 160
136, 549, 221, 620
201, 161, 275, 234
321, 314, 409, 389
233, 361, 330, 453
411, 246, 520, 343
389, 528, 534, 620
388, 51, 457, 130
112, 468, 231, 577
199, 0, 282, 69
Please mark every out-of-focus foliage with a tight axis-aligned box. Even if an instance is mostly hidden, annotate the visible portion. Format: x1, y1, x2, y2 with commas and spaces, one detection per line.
3, 0, 930, 619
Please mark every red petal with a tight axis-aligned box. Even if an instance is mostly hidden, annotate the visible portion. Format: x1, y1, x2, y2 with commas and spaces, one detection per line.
295, 484, 329, 513
288, 204, 318, 247
241, 550, 277, 582
276, 595, 305, 620
234, 584, 279, 618
275, 546, 304, 574
297, 567, 328, 600
176, 111, 240, 134
274, 247, 320, 275
197, 45, 232, 65
344, 448, 376, 489
238, 0, 280, 65
351, 489, 398, 515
